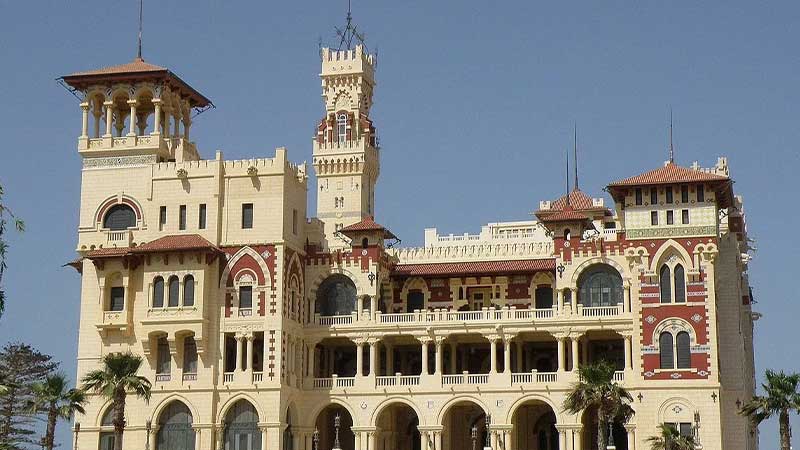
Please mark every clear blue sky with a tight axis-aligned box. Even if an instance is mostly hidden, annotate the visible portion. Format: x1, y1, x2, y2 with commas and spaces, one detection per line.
1, 1, 798, 447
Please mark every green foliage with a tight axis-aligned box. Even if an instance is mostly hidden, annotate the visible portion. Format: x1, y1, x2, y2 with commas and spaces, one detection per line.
28, 373, 86, 450
0, 181, 24, 320
739, 369, 800, 450
0, 343, 58, 449
646, 423, 697, 450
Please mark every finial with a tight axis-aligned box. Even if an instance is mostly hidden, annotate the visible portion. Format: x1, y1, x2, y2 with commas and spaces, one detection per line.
334, 0, 368, 51
137, 0, 143, 60
573, 123, 579, 191
669, 107, 674, 163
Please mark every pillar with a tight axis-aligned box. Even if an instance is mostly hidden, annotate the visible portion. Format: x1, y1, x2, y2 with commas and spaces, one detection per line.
623, 284, 631, 313
235, 335, 244, 371
260, 427, 269, 450
193, 427, 201, 450
557, 428, 567, 450
503, 338, 512, 374
489, 336, 498, 374
420, 339, 430, 376
421, 431, 430, 450
368, 340, 378, 377
624, 335, 632, 371
152, 99, 162, 135
163, 109, 171, 136
557, 289, 564, 313
435, 338, 444, 375
573, 428, 582, 450
370, 296, 377, 317
434, 431, 442, 450
80, 102, 89, 137
515, 340, 524, 372
556, 337, 565, 372
103, 101, 113, 137
625, 426, 636, 450
356, 340, 365, 377
460, 346, 468, 372
368, 431, 377, 450
265, 337, 272, 377
127, 100, 138, 136
570, 288, 578, 314
571, 336, 580, 371
246, 335, 254, 374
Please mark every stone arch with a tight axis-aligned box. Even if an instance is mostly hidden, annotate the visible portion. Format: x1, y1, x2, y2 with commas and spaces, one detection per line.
219, 246, 272, 289
569, 256, 628, 287
658, 397, 696, 423
150, 395, 198, 425
650, 239, 694, 271
400, 277, 431, 311
94, 194, 144, 226
307, 267, 364, 302
652, 317, 698, 348
370, 397, 425, 427
505, 394, 561, 424
95, 400, 117, 427
436, 396, 489, 425
308, 398, 359, 428
216, 394, 264, 424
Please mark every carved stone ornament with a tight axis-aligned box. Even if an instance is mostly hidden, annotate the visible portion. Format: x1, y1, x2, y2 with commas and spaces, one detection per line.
176, 168, 188, 179
247, 166, 258, 176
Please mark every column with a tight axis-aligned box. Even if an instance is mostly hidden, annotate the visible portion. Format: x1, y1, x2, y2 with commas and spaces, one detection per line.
570, 288, 578, 314
515, 340, 524, 372
460, 346, 468, 372
625, 426, 636, 450
556, 337, 565, 372
435, 337, 444, 375
368, 340, 378, 377
356, 340, 365, 377
557, 289, 564, 313
246, 335, 254, 375
368, 431, 377, 450
489, 336, 498, 374
623, 284, 631, 313
80, 102, 90, 137
571, 336, 580, 371
449, 343, 457, 373
173, 111, 181, 137
420, 338, 430, 376
163, 109, 171, 136
260, 426, 269, 450
265, 337, 272, 377
557, 428, 567, 450
370, 296, 377, 317
235, 335, 244, 372
623, 335, 632, 371
193, 427, 201, 450
420, 431, 430, 450
152, 99, 162, 135
216, 424, 225, 450
503, 337, 512, 374
573, 428, 582, 450
103, 101, 113, 137
127, 100, 138, 136
434, 431, 442, 450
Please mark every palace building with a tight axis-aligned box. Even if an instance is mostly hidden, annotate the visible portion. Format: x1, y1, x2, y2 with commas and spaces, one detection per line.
62, 12, 758, 450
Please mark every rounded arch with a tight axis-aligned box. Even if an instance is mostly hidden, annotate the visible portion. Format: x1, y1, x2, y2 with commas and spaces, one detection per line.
219, 246, 272, 290
308, 267, 364, 299
215, 394, 264, 424
658, 397, 696, 423
652, 317, 698, 348
569, 257, 628, 287
95, 400, 118, 427
370, 397, 425, 427
313, 273, 359, 316
436, 395, 489, 425
505, 394, 561, 424
576, 263, 624, 307
308, 398, 359, 428
650, 239, 694, 271
94, 195, 144, 226
400, 277, 431, 312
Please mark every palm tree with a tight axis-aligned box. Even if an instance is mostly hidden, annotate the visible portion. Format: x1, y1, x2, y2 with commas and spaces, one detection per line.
646, 423, 696, 450
740, 369, 800, 450
563, 360, 634, 450
28, 373, 87, 450
81, 352, 152, 450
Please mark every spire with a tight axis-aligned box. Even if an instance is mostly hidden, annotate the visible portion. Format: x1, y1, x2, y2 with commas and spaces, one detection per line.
334, 0, 368, 51
669, 108, 674, 164
137, 0, 143, 60
573, 123, 579, 191
565, 147, 571, 207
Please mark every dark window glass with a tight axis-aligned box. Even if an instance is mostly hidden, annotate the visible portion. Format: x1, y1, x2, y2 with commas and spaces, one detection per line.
198, 204, 207, 229
168, 276, 179, 307
103, 205, 136, 231
682, 209, 689, 224
242, 203, 254, 229
109, 287, 124, 311
681, 185, 689, 203
676, 331, 691, 369
159, 206, 167, 230
157, 337, 171, 374
153, 277, 164, 308
183, 275, 194, 306
666, 210, 674, 225
183, 338, 198, 374
666, 188, 674, 204
634, 188, 643, 205
659, 332, 674, 369
156, 401, 195, 450
535, 287, 554, 309
697, 184, 705, 202
650, 189, 658, 205
651, 211, 659, 226
407, 291, 425, 313
361, 237, 369, 248
315, 274, 357, 315
578, 264, 624, 307
679, 422, 693, 438
239, 286, 253, 309
99, 433, 115, 450
179, 205, 187, 230
660, 265, 672, 303
224, 401, 261, 450
292, 209, 298, 234
674, 264, 686, 303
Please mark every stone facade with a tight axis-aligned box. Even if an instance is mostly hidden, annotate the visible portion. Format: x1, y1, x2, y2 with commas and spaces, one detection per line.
62, 24, 757, 450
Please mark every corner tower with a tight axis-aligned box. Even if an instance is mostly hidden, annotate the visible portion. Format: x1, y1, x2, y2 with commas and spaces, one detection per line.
312, 40, 379, 247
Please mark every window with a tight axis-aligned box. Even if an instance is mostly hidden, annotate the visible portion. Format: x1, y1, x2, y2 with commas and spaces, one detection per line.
183, 338, 198, 374
159, 206, 167, 231
168, 276, 179, 307
198, 204, 207, 229
665, 423, 694, 438
535, 287, 554, 309
239, 286, 253, 309
241, 203, 253, 229
697, 184, 705, 202
651, 211, 659, 226
676, 331, 691, 369
292, 209, 298, 235
674, 264, 686, 303
681, 185, 689, 203
109, 287, 125, 311
666, 210, 674, 225
634, 188, 643, 205
183, 275, 194, 307
650, 188, 658, 205
153, 277, 165, 308
659, 332, 674, 369
578, 264, 624, 307
99, 408, 115, 450
665, 187, 674, 204
157, 337, 171, 375
315, 274, 357, 315
337, 113, 348, 144
564, 229, 571, 241
156, 401, 194, 450
681, 209, 689, 224
178, 205, 187, 230
103, 204, 136, 231
223, 401, 261, 450
659, 265, 672, 303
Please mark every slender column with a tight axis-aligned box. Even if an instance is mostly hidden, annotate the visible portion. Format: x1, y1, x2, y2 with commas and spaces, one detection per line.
368, 340, 378, 377
570, 288, 578, 313
515, 340, 523, 372
368, 431, 377, 450
152, 99, 162, 135
103, 101, 113, 137
260, 426, 269, 450
193, 427, 201, 450
488, 336, 499, 374
163, 108, 171, 136
420, 338, 430, 376
435, 337, 444, 375
623, 284, 631, 313
573, 428, 582, 450
557, 429, 567, 450
557, 289, 564, 313
556, 337, 565, 372
623, 335, 632, 370
370, 296, 377, 317
571, 336, 580, 371
80, 102, 90, 137
503, 337, 512, 374
173, 111, 181, 136
355, 340, 365, 377
434, 431, 442, 450
127, 100, 138, 136
421, 431, 430, 450
625, 426, 636, 450
235, 335, 244, 371
246, 335, 254, 373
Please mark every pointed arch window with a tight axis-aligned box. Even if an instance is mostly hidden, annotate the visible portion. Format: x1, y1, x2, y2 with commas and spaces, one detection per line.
168, 276, 180, 307
183, 275, 195, 307
153, 276, 165, 308
659, 265, 672, 303
676, 331, 691, 369
183, 337, 198, 375
659, 258, 688, 303
659, 332, 674, 369
337, 113, 348, 144
674, 265, 686, 303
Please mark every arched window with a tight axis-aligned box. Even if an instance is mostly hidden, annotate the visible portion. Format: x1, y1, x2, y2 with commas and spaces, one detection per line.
337, 113, 348, 144
564, 229, 571, 241
153, 276, 165, 308
578, 264, 623, 307
183, 337, 198, 375
674, 265, 686, 303
156, 401, 194, 450
183, 275, 194, 307
316, 274, 357, 316
168, 276, 179, 307
99, 407, 115, 450
224, 400, 261, 450
535, 286, 554, 309
103, 204, 136, 231
659, 265, 672, 303
157, 337, 171, 375
361, 237, 369, 248
676, 331, 691, 369
659, 332, 674, 369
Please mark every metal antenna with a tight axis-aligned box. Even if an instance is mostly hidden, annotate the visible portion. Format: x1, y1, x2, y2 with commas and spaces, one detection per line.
573, 123, 579, 191
669, 108, 674, 163
137, 0, 143, 59
565, 147, 571, 206
334, 0, 368, 51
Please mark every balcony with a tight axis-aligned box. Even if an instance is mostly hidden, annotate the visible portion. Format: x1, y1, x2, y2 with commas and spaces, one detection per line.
79, 134, 197, 160
155, 374, 171, 383
96, 309, 131, 334
105, 230, 133, 246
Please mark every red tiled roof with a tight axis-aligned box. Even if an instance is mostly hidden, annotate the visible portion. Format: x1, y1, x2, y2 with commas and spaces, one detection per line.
339, 216, 398, 240
539, 208, 590, 223
549, 189, 599, 211
393, 259, 555, 277
608, 162, 728, 187
67, 58, 168, 76
85, 247, 130, 258
131, 234, 218, 253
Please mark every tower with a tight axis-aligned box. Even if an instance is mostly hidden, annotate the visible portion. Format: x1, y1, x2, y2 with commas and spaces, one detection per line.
312, 41, 379, 247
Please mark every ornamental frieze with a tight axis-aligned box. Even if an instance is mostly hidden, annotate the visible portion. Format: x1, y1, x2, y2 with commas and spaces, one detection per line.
625, 225, 717, 240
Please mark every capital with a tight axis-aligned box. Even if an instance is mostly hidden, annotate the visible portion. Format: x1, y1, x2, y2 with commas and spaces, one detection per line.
417, 336, 432, 345
127, 99, 139, 106
80, 102, 90, 111
486, 334, 500, 343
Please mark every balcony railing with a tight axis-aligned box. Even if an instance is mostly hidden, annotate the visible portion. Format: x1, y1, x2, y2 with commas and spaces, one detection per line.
223, 372, 234, 383
318, 315, 353, 326
155, 374, 171, 383
580, 305, 623, 317
511, 371, 558, 385
441, 373, 490, 386
252, 372, 263, 383
613, 371, 625, 382
182, 373, 197, 382
105, 230, 132, 246
376, 375, 421, 387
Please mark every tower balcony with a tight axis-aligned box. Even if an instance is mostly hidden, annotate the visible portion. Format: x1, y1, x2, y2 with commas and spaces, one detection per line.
78, 134, 197, 162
